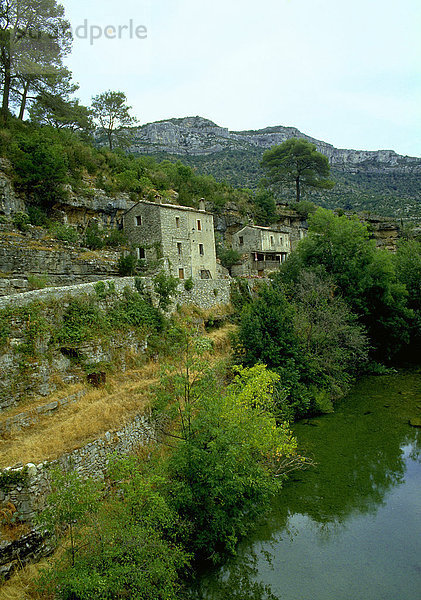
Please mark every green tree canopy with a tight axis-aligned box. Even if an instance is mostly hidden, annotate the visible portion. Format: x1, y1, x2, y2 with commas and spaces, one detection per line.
0, 0, 71, 125
282, 208, 414, 361
91, 90, 136, 150
29, 92, 93, 133
261, 138, 334, 202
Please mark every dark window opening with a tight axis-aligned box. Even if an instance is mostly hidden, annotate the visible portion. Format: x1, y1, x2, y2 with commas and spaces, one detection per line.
138, 247, 145, 259
197, 219, 202, 231
239, 236, 244, 245
177, 242, 182, 255
179, 268, 185, 279
176, 217, 180, 228
135, 215, 142, 226
199, 243, 204, 256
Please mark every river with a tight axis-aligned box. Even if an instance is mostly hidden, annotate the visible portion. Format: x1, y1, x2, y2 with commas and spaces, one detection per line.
190, 372, 421, 600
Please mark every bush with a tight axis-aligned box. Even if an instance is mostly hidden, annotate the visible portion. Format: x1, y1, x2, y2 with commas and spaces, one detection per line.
84, 223, 104, 250
27, 205, 49, 226
184, 277, 194, 291
117, 253, 138, 276
12, 211, 30, 231
27, 274, 49, 290
50, 222, 79, 243
153, 271, 179, 311
104, 228, 128, 248
218, 247, 242, 272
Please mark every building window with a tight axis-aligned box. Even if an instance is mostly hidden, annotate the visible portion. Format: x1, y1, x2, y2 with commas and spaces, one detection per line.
137, 247, 145, 259
135, 215, 142, 226
280, 236, 283, 244
270, 236, 274, 246
199, 243, 204, 256
177, 242, 182, 255
179, 268, 185, 279
176, 217, 180, 228
197, 219, 202, 231
239, 236, 244, 245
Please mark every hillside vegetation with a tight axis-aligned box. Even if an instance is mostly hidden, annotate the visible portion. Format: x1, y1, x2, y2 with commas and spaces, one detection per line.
0, 119, 273, 225
149, 148, 421, 219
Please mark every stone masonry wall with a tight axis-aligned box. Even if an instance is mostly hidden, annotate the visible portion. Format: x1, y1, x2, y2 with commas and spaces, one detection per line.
0, 412, 157, 577
0, 276, 230, 312
0, 277, 231, 410
0, 227, 120, 296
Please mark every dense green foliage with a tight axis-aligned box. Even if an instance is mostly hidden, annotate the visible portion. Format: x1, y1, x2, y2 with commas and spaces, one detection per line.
55, 288, 164, 350
237, 208, 421, 419
164, 147, 421, 219
238, 272, 368, 418
282, 209, 414, 361
0, 119, 276, 224
36, 358, 303, 598
261, 139, 334, 203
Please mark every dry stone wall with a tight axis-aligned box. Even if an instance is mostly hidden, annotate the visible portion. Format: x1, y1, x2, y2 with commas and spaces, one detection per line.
0, 227, 120, 297
0, 412, 157, 577
0, 277, 231, 410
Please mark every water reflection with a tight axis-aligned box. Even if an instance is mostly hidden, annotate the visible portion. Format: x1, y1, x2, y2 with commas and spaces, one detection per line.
192, 373, 421, 600
187, 554, 279, 600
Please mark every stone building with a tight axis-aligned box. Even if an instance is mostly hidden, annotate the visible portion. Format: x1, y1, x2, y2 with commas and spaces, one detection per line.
123, 199, 218, 280
231, 225, 291, 277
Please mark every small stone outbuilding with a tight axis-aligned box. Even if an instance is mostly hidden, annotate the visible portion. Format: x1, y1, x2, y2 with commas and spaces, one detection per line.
231, 225, 291, 277
123, 199, 218, 280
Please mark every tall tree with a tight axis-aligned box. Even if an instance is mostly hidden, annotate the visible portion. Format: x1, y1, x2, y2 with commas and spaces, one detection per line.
11, 65, 76, 121
261, 138, 334, 202
29, 92, 93, 133
91, 90, 136, 150
0, 0, 71, 125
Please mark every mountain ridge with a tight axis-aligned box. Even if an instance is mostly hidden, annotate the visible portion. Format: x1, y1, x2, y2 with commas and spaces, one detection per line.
125, 116, 421, 172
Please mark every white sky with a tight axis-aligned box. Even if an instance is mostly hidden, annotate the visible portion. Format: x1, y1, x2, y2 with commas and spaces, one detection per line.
61, 0, 420, 156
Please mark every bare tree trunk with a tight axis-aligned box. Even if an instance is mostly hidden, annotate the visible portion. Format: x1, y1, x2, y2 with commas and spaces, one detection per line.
1, 33, 11, 126
296, 176, 300, 202
18, 80, 30, 120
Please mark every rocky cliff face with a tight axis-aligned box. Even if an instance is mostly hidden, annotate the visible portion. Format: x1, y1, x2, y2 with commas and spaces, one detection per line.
126, 116, 421, 173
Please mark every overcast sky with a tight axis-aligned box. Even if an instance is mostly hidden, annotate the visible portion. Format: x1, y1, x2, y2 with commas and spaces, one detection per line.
61, 0, 420, 157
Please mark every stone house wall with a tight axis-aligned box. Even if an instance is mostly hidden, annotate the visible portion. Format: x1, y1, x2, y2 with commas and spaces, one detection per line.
232, 225, 291, 254
123, 200, 218, 280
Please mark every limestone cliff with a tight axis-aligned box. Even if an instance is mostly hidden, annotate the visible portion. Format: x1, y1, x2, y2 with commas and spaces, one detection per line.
125, 116, 421, 173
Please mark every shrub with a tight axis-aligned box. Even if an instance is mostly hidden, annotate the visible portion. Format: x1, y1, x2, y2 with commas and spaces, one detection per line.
84, 223, 104, 250
117, 253, 138, 276
50, 222, 79, 243
12, 211, 30, 231
104, 228, 128, 248
27, 205, 49, 226
184, 277, 194, 291
218, 247, 242, 272
153, 271, 179, 311
27, 274, 49, 290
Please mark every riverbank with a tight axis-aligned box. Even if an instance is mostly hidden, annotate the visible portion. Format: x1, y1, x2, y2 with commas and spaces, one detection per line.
192, 370, 421, 600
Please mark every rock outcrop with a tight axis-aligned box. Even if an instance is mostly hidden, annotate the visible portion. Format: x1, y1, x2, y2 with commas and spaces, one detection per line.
124, 116, 421, 173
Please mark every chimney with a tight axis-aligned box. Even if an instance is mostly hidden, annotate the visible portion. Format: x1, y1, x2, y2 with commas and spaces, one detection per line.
199, 198, 206, 212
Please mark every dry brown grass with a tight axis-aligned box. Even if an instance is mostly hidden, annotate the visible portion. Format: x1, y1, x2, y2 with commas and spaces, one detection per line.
0, 322, 236, 468
0, 561, 49, 600
0, 362, 159, 467
207, 322, 237, 354
0, 384, 85, 422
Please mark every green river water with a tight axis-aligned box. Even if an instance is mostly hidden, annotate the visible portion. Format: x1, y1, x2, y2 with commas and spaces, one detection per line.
191, 372, 421, 600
